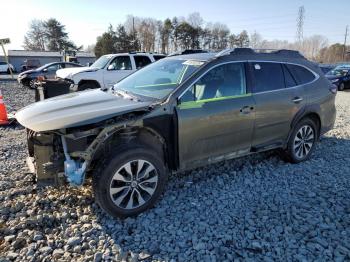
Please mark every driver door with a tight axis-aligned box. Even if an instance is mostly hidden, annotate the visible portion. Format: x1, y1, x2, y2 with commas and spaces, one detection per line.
176, 62, 256, 169
103, 56, 134, 88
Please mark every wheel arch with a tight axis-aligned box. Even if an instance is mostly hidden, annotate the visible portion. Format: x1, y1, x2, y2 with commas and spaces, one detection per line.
288, 106, 322, 144
91, 126, 170, 171
77, 79, 101, 90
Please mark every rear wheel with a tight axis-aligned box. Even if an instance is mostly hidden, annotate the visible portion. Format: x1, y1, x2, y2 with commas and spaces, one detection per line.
93, 146, 168, 218
284, 118, 317, 163
338, 83, 345, 91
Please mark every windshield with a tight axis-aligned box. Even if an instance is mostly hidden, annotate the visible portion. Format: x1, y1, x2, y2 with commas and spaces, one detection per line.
327, 67, 349, 76
90, 55, 111, 69
113, 58, 204, 100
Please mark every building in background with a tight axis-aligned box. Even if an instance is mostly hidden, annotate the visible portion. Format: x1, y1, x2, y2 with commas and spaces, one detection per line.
0, 50, 95, 71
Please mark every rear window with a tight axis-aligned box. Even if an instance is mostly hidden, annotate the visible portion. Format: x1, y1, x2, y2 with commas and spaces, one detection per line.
134, 56, 152, 69
252, 62, 285, 92
285, 64, 316, 85
153, 55, 166, 61
282, 64, 298, 88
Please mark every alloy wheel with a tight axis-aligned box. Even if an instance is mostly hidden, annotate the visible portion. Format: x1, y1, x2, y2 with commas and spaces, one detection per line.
293, 125, 315, 159
109, 159, 158, 210
29, 79, 36, 89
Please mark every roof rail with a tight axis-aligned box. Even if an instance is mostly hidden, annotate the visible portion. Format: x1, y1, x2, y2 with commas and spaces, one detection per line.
167, 49, 208, 57
215, 48, 304, 58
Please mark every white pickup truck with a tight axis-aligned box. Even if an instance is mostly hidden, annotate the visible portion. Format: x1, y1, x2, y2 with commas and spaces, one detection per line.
56, 52, 166, 90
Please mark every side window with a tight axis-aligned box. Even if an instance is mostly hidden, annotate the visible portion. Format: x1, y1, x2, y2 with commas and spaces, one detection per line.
134, 56, 152, 69
65, 64, 77, 68
285, 64, 316, 85
252, 62, 285, 92
0, 62, 6, 65
46, 64, 59, 72
180, 63, 246, 103
108, 56, 132, 70
153, 55, 166, 61
282, 64, 297, 88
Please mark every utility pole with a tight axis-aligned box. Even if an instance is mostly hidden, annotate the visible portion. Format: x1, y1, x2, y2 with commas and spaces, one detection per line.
343, 25, 348, 61
132, 16, 136, 51
296, 6, 305, 45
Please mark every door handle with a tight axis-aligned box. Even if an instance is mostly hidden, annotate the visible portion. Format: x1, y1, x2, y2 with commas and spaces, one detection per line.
240, 106, 254, 114
292, 97, 303, 103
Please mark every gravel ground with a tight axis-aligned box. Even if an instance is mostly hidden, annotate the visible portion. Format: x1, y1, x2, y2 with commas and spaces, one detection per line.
0, 81, 350, 261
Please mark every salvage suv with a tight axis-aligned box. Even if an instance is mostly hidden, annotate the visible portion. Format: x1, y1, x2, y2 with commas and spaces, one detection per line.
16, 48, 336, 218
56, 52, 166, 91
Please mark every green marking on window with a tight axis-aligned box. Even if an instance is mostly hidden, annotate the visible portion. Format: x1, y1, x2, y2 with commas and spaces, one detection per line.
178, 93, 252, 109
177, 65, 189, 83
135, 82, 177, 88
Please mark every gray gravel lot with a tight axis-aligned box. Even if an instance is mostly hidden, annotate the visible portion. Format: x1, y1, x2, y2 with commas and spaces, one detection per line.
0, 81, 350, 261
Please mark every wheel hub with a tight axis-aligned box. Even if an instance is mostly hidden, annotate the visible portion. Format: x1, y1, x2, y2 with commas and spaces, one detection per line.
109, 159, 159, 210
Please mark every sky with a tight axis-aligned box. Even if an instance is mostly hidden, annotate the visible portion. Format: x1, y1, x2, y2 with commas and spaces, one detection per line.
1, 0, 349, 51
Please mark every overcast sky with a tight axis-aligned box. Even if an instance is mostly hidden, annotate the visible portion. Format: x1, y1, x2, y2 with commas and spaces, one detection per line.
1, 0, 349, 51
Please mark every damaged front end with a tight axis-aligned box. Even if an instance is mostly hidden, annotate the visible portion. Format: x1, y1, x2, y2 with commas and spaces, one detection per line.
26, 113, 148, 187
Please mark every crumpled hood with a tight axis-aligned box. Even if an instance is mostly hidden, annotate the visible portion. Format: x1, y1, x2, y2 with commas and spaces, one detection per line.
56, 67, 97, 79
16, 89, 152, 132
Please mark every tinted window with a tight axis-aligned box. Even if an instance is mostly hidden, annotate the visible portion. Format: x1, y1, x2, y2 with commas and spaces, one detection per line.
46, 64, 59, 72
134, 56, 152, 69
65, 63, 80, 68
181, 62, 246, 102
153, 55, 166, 61
285, 64, 315, 85
0, 62, 6, 65
252, 62, 284, 92
282, 64, 297, 88
109, 56, 132, 70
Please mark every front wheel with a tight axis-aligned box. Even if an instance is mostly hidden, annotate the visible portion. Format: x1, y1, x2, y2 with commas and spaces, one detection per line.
338, 83, 345, 91
284, 118, 318, 163
93, 146, 168, 218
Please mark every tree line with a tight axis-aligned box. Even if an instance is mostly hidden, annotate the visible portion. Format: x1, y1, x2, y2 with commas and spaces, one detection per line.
94, 13, 250, 57
23, 18, 81, 51
23, 13, 350, 64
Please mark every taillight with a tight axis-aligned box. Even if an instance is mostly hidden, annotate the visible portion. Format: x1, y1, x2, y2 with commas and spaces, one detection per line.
329, 84, 337, 94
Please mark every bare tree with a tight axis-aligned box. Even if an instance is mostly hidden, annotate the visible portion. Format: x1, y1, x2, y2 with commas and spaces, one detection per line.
23, 19, 46, 51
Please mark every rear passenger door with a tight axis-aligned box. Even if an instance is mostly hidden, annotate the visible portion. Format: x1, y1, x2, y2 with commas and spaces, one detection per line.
250, 62, 306, 149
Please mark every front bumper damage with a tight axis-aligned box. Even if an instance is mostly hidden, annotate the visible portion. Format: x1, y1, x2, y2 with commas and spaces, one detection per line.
26, 117, 143, 187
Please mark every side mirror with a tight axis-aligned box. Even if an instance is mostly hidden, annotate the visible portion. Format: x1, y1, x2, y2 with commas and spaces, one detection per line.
107, 64, 115, 70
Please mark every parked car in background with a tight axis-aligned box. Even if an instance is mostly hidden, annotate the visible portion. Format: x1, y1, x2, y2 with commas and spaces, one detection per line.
56, 52, 166, 91
16, 48, 336, 218
0, 62, 16, 74
18, 62, 83, 89
325, 65, 350, 91
319, 64, 335, 74
21, 59, 41, 72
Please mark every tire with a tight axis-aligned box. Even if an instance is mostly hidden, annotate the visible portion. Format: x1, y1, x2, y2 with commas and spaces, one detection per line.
338, 83, 345, 91
93, 145, 168, 218
284, 118, 318, 163
29, 79, 37, 89
78, 82, 99, 91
